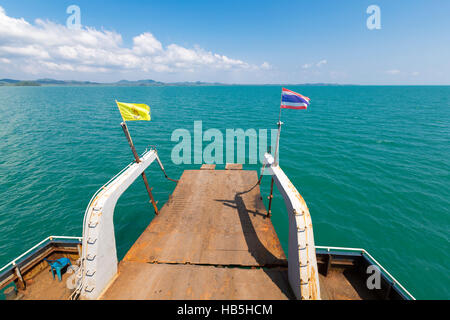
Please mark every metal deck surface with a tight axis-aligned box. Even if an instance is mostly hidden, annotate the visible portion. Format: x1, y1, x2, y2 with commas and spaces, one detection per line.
101, 168, 294, 299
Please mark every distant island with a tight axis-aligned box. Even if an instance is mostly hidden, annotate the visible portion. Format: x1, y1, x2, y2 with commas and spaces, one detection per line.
0, 78, 348, 87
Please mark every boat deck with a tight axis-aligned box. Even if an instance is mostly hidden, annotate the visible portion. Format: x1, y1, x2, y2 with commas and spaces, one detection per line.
101, 166, 295, 299
0, 159, 412, 300
19, 265, 74, 300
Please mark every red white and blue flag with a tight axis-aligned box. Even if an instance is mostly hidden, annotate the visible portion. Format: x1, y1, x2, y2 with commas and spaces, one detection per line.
280, 88, 310, 110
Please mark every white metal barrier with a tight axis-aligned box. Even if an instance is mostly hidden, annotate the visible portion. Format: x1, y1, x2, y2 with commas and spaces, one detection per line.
0, 236, 82, 274
263, 153, 321, 300
316, 245, 416, 300
78, 150, 157, 300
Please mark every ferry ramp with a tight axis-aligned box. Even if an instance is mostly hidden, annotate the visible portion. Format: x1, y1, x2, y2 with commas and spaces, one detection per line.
100, 166, 295, 299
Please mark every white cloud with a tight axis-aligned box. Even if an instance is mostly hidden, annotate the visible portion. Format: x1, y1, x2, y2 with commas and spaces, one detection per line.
316, 59, 327, 67
132, 33, 163, 55
0, 7, 260, 79
260, 62, 272, 70
386, 69, 401, 75
301, 59, 327, 69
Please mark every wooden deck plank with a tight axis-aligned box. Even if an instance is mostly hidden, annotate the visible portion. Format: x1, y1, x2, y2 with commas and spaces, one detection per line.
225, 163, 243, 170
123, 170, 287, 267
200, 164, 216, 170
102, 169, 290, 300
101, 262, 294, 300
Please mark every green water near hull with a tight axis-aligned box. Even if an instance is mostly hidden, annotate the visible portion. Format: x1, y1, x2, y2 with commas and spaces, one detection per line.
0, 86, 448, 299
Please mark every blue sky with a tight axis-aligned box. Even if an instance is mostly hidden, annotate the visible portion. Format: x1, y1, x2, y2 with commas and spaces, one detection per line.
0, 0, 449, 84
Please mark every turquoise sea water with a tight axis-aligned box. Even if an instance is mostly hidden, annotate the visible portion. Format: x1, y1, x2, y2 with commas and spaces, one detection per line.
0, 86, 448, 299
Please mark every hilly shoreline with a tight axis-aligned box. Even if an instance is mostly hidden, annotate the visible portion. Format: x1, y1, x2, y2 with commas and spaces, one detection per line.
0, 78, 347, 87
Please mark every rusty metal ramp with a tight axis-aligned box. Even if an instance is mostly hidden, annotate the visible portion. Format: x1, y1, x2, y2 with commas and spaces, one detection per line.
101, 169, 294, 300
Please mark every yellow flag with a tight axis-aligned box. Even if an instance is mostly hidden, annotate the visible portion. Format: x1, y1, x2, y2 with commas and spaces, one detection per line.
116, 101, 151, 121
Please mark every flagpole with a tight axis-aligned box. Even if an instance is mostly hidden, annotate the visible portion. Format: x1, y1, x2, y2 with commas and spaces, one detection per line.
117, 102, 159, 215
268, 89, 284, 218
274, 91, 283, 166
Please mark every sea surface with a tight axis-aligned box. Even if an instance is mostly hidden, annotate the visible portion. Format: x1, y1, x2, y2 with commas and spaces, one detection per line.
0, 85, 448, 299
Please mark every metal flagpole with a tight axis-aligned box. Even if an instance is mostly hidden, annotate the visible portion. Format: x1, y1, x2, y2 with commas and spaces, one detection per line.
274, 92, 284, 166
120, 120, 159, 215
267, 89, 284, 218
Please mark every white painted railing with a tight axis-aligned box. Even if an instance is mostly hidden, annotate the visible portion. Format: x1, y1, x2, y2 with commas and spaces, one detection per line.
263, 153, 321, 300
316, 245, 416, 300
0, 236, 82, 274
77, 149, 158, 300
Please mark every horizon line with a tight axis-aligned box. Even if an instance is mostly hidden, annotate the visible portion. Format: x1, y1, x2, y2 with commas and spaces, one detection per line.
1, 78, 449, 86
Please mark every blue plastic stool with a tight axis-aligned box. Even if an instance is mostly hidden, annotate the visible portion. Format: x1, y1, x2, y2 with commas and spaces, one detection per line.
43, 258, 72, 282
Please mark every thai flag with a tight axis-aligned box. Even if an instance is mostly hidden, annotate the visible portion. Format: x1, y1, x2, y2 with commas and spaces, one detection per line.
280, 88, 310, 110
